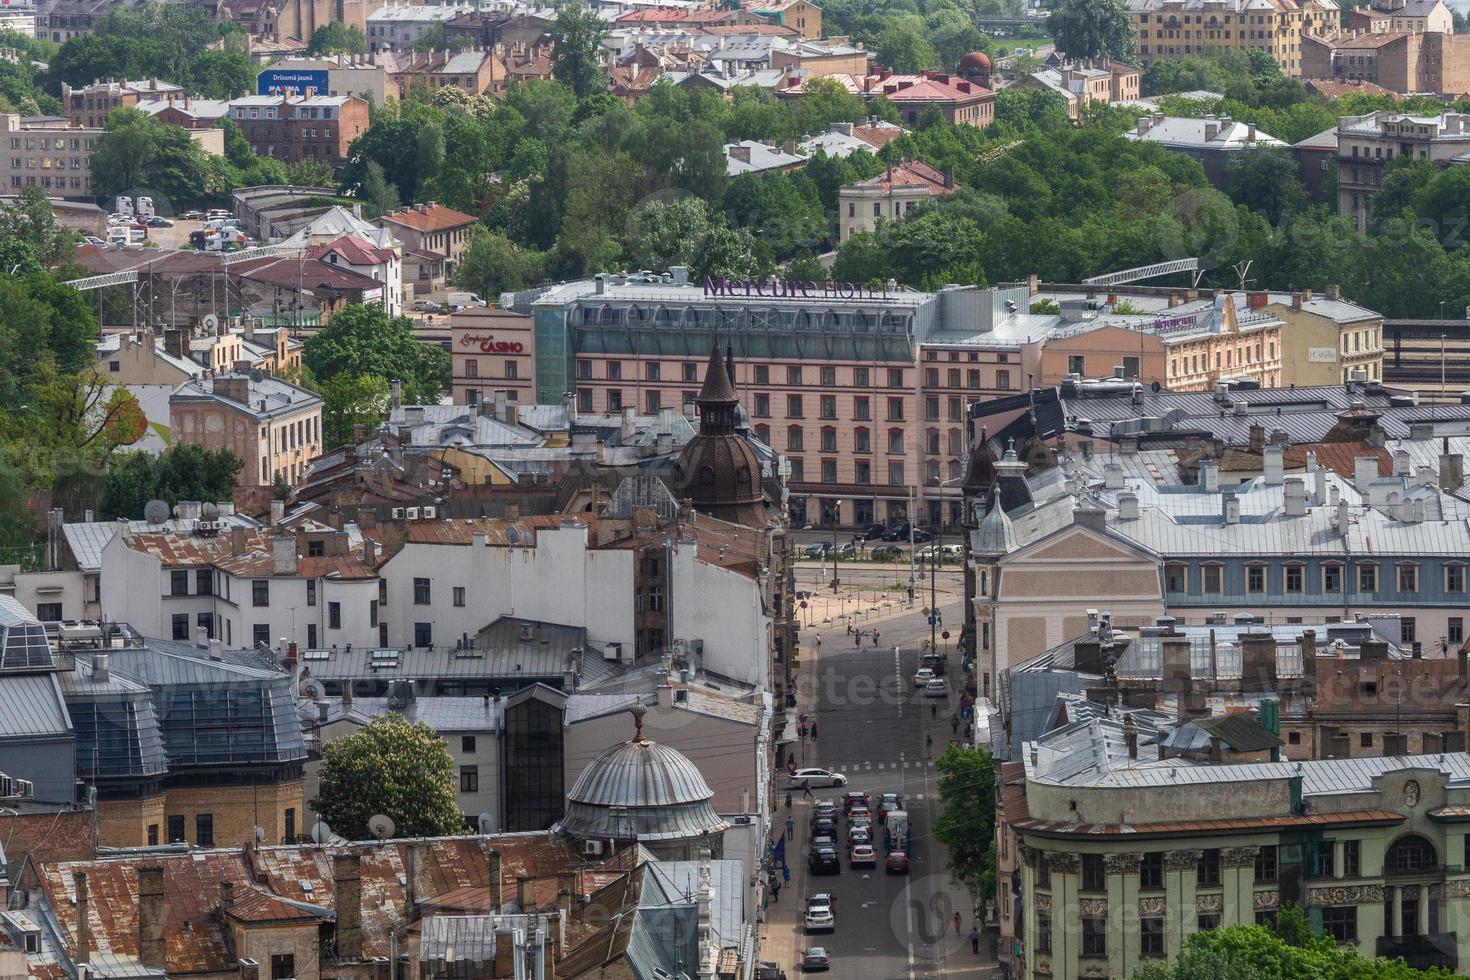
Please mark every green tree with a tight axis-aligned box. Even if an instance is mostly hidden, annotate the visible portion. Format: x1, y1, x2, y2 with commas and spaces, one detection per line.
307, 21, 368, 55
0, 189, 76, 268
628, 197, 719, 270
303, 304, 449, 404
311, 714, 464, 840
693, 222, 772, 280
319, 372, 390, 450
187, 49, 254, 100
1131, 921, 1457, 979
286, 157, 338, 188
1047, 0, 1133, 60
784, 251, 827, 282
99, 445, 243, 518
876, 16, 940, 73
91, 108, 211, 207
413, 21, 447, 53
932, 744, 996, 898
1226, 147, 1306, 224
549, 2, 608, 99
454, 229, 546, 298
360, 161, 400, 216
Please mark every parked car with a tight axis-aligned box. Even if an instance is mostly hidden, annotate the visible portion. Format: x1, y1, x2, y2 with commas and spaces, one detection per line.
83, 235, 105, 245
922, 652, 946, 675
813, 799, 837, 819
810, 832, 837, 851
847, 826, 872, 848
849, 844, 877, 868
860, 523, 887, 540
145, 216, 173, 228
447, 290, 487, 309
880, 523, 908, 542
808, 893, 835, 913
913, 667, 936, 687
808, 847, 841, 876
811, 816, 836, 837
803, 542, 832, 559
179, 209, 204, 220
842, 791, 870, 813
804, 901, 834, 933
870, 545, 904, 562
787, 767, 848, 789
837, 543, 856, 559
802, 947, 831, 972
886, 851, 910, 874
910, 527, 934, 543
923, 678, 948, 698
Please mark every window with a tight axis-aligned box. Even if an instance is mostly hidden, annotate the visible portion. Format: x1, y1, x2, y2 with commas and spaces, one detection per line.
1452, 618, 1464, 645
270, 954, 295, 980
1344, 839, 1360, 877
925, 367, 939, 387
1359, 564, 1377, 592
1448, 565, 1466, 593
460, 765, 479, 792
607, 361, 622, 380
1140, 851, 1164, 890
414, 577, 431, 604
1165, 564, 1186, 592
1315, 844, 1335, 878
326, 601, 341, 630
821, 427, 837, 452
754, 394, 770, 417
461, 735, 476, 753
1036, 912, 1052, 953
820, 395, 837, 419
170, 570, 189, 596
1285, 565, 1304, 593
1398, 563, 1418, 593
1385, 834, 1437, 873
855, 428, 870, 453
790, 458, 805, 482
1141, 917, 1164, 956
1081, 853, 1105, 891
577, 389, 593, 412
1036, 854, 1051, 888
1202, 565, 1222, 593
1255, 845, 1278, 882
1402, 616, 1416, 643
888, 368, 904, 387
787, 366, 802, 385
167, 815, 185, 843
1322, 906, 1357, 943
1198, 848, 1221, 886
821, 459, 837, 483
887, 397, 904, 421
172, 613, 190, 641
925, 397, 939, 420
682, 362, 698, 383
1068, 355, 1087, 376
645, 362, 660, 381
788, 395, 803, 417
788, 426, 804, 450
996, 369, 1011, 390
1324, 564, 1342, 593
414, 622, 433, 648
253, 624, 270, 647
1247, 565, 1266, 592
35, 602, 61, 621
754, 365, 769, 384
196, 569, 212, 595
577, 359, 592, 380
888, 461, 904, 485
888, 429, 905, 454
1197, 913, 1221, 931
1082, 917, 1107, 957
196, 813, 214, 847
252, 580, 269, 607
820, 366, 836, 386
854, 367, 870, 387
854, 396, 871, 420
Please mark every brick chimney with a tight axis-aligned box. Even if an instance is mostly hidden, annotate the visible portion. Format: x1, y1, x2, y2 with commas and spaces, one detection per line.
138, 866, 166, 970
334, 852, 363, 959
75, 872, 91, 965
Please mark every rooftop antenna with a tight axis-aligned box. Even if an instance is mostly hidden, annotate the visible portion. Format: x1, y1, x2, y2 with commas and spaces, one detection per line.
1232, 260, 1254, 292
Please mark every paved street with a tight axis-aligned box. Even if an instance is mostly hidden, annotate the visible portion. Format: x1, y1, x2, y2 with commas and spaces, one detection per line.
761, 574, 995, 979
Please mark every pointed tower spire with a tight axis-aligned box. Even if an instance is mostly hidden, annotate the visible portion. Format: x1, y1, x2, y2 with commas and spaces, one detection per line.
696, 341, 738, 434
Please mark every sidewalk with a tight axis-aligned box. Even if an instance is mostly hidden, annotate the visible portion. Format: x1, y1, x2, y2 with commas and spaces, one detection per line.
757, 802, 812, 976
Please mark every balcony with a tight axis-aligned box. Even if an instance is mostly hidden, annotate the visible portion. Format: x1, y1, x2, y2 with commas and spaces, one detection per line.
1377, 933, 1456, 972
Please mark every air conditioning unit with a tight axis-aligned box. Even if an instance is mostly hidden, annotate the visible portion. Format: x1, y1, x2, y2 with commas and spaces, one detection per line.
391, 507, 406, 519
13, 779, 32, 799
406, 507, 420, 520
582, 839, 604, 856
0, 775, 12, 798
422, 505, 436, 518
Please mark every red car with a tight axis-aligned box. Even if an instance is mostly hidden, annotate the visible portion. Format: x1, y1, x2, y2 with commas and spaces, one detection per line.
842, 791, 870, 813
886, 851, 910, 874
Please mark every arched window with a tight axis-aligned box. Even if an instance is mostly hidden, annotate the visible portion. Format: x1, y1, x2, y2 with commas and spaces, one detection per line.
699, 465, 716, 485
1385, 834, 1437, 873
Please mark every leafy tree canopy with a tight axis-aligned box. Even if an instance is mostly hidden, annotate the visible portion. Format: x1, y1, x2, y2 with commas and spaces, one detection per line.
311, 715, 465, 840
303, 304, 450, 405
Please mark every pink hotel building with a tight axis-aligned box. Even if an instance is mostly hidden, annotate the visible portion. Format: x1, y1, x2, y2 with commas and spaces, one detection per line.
458, 273, 1045, 528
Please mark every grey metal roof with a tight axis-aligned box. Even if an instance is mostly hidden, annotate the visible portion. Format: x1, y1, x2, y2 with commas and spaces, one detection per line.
305, 696, 505, 732
645, 859, 744, 946
385, 405, 543, 449
567, 738, 716, 808
298, 618, 585, 682
0, 673, 71, 739
171, 373, 321, 421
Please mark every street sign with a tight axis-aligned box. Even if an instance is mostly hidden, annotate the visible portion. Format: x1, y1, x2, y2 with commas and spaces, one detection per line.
799, 600, 808, 608
927, 615, 937, 625
942, 630, 950, 639
922, 607, 931, 616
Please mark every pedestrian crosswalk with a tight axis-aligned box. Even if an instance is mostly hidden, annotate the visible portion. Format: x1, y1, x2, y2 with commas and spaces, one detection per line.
827, 760, 936, 771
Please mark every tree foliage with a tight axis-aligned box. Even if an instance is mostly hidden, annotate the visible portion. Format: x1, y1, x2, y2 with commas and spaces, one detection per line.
1047, 0, 1132, 60
307, 22, 368, 55
549, 2, 608, 99
303, 304, 450, 405
91, 108, 212, 208
932, 745, 996, 899
99, 445, 243, 519
319, 372, 391, 451
312, 714, 465, 841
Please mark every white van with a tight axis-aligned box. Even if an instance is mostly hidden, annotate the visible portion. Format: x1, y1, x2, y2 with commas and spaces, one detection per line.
447, 291, 487, 309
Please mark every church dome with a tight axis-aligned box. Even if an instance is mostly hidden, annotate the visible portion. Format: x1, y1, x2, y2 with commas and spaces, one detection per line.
555, 704, 729, 845
959, 50, 991, 73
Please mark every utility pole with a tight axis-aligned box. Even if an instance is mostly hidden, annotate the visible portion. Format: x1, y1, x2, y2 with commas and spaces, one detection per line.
907, 485, 916, 606
930, 517, 939, 653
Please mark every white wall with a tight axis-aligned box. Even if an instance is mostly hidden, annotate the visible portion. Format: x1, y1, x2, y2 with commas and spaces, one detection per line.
670, 544, 769, 687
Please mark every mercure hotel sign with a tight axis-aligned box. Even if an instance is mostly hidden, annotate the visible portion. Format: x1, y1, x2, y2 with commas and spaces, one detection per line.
703, 276, 890, 300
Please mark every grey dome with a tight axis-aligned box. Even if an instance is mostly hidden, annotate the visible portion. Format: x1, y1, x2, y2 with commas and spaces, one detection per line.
555, 706, 728, 844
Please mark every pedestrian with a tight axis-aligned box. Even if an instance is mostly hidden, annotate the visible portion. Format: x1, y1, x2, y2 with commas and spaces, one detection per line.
926, 733, 934, 754
951, 715, 959, 735
772, 878, 782, 901
799, 723, 807, 739
785, 792, 792, 810
802, 779, 813, 800
970, 926, 980, 954
873, 630, 880, 646
786, 815, 795, 837
815, 634, 822, 649
953, 912, 961, 935
847, 623, 853, 636
931, 702, 938, 719
810, 721, 818, 739
787, 752, 796, 769
854, 631, 861, 648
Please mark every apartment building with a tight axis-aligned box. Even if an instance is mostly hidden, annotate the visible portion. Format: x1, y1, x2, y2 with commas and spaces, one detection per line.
1129, 0, 1340, 77
169, 372, 323, 489
366, 2, 471, 49
388, 48, 509, 98
450, 308, 538, 407
1124, 112, 1289, 188
837, 159, 956, 243
1346, 0, 1454, 34
378, 201, 477, 285
62, 77, 183, 128
227, 93, 370, 166
744, 0, 822, 38
1303, 30, 1470, 96
779, 68, 995, 127
1336, 111, 1470, 231
2, 114, 98, 197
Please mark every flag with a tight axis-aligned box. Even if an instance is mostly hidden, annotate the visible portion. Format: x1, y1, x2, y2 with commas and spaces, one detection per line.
771, 832, 787, 869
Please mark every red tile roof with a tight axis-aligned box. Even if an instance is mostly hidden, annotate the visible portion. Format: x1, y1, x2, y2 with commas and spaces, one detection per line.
783, 69, 992, 102
853, 159, 954, 195
379, 204, 477, 234
1304, 79, 1397, 99
307, 234, 398, 267
853, 124, 905, 149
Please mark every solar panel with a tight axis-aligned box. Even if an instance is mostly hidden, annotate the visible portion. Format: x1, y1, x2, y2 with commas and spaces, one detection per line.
302, 649, 332, 661
0, 623, 56, 670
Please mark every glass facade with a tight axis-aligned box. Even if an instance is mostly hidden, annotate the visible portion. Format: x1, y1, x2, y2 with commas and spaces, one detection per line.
503, 695, 564, 832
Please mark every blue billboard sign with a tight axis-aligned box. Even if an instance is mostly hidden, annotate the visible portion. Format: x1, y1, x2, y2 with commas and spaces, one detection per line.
257, 68, 329, 96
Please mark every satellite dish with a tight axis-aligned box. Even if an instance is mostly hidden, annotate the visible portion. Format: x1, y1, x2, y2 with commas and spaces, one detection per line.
477, 811, 495, 835
301, 677, 326, 700
1151, 380, 1162, 393
309, 820, 334, 844
368, 814, 396, 840
506, 527, 520, 545
201, 312, 219, 332
202, 502, 219, 519
143, 499, 170, 525
249, 369, 264, 383
253, 825, 265, 843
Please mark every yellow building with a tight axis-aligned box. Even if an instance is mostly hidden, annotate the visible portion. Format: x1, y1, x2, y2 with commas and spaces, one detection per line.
1266, 286, 1385, 385
1162, 293, 1285, 392
1130, 0, 1340, 77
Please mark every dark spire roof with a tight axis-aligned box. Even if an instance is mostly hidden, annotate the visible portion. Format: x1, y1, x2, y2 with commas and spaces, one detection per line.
697, 342, 737, 405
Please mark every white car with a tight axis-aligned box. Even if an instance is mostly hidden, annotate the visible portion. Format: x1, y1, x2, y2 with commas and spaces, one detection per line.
913, 667, 935, 687
849, 844, 877, 867
804, 902, 834, 933
788, 767, 848, 789
923, 678, 947, 698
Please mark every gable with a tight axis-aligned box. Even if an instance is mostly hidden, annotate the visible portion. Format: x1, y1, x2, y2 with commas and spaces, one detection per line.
1006, 524, 1158, 566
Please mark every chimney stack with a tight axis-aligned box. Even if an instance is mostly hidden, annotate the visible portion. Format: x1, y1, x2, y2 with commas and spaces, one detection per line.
271, 535, 297, 575
138, 866, 165, 969
75, 872, 92, 965
334, 852, 363, 959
